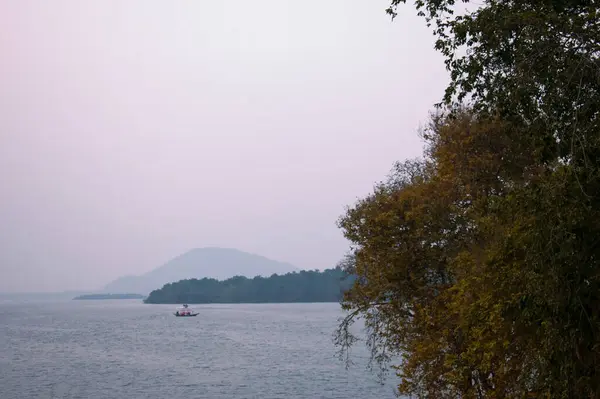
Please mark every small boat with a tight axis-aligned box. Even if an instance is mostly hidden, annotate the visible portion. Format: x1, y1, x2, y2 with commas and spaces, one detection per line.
174, 304, 198, 317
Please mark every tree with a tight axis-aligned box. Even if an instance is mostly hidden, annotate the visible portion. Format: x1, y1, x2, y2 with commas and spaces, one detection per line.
335, 2, 600, 397
335, 110, 600, 397
335, 109, 540, 397
388, 0, 600, 165
331, 0, 600, 395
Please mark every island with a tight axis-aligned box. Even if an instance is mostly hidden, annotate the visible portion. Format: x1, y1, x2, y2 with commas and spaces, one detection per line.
73, 293, 145, 300
144, 267, 355, 304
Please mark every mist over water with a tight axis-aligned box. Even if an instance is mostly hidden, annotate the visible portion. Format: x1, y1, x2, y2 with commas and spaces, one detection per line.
0, 301, 400, 399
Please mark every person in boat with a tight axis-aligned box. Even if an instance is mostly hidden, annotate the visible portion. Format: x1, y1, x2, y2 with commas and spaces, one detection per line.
175, 310, 180, 316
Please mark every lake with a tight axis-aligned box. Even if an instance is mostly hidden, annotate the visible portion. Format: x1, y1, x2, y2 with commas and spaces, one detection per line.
0, 300, 400, 398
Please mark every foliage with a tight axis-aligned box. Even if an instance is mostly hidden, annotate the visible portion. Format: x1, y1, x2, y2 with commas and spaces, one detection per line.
144, 268, 354, 304
335, 102, 600, 397
334, 2, 600, 397
388, 0, 600, 164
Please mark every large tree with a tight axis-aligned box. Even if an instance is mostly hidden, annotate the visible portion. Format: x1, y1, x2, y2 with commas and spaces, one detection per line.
335, 1, 600, 397
336, 110, 545, 397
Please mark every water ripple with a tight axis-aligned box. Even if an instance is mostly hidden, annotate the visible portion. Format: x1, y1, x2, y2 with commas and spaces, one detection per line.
0, 301, 399, 399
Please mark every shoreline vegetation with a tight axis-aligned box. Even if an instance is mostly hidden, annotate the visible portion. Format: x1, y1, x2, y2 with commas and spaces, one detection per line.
332, 0, 600, 397
144, 268, 354, 304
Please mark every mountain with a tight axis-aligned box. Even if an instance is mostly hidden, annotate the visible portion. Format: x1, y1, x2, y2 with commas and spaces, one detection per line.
102, 247, 301, 295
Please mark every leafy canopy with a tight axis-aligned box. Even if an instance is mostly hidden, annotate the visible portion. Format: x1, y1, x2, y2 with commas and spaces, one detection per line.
335, 1, 600, 397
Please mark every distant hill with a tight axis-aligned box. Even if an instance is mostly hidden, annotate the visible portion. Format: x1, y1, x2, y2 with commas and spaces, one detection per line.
73, 293, 145, 300
103, 247, 301, 295
144, 268, 354, 304
0, 291, 90, 303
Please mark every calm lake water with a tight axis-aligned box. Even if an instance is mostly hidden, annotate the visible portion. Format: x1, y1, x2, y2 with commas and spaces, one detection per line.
0, 300, 400, 399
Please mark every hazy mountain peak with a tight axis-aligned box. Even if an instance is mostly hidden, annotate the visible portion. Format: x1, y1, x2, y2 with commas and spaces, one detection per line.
103, 248, 300, 295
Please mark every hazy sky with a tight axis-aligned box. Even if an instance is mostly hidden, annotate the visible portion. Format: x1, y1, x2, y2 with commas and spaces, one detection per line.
0, 0, 447, 292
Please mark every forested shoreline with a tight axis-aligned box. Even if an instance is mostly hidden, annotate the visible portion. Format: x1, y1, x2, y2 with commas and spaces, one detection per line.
144, 268, 354, 304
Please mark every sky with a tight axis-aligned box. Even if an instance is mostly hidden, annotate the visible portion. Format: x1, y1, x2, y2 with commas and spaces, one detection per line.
0, 0, 447, 293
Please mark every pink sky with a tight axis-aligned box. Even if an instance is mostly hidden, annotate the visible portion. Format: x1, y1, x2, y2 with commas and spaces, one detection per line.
0, 0, 447, 292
